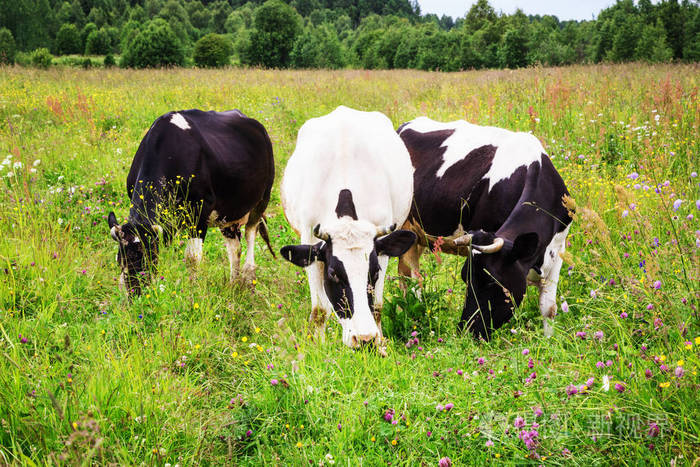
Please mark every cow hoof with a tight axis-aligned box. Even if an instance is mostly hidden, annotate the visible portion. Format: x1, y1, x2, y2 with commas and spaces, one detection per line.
240, 264, 256, 284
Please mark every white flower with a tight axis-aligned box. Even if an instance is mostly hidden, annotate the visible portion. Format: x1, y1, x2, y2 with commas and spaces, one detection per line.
57, 175, 64, 181
30, 168, 36, 173
57, 218, 63, 225
33, 159, 41, 167
6, 172, 13, 178
12, 161, 23, 169
602, 375, 610, 392
116, 148, 122, 155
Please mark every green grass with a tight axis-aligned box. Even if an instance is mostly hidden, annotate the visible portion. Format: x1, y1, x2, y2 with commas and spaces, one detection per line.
0, 63, 698, 465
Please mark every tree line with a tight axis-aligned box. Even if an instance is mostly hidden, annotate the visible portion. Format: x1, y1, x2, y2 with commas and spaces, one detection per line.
0, 0, 698, 69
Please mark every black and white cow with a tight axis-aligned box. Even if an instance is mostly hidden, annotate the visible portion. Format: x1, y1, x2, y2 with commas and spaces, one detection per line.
107, 109, 275, 295
280, 106, 417, 350
397, 117, 572, 340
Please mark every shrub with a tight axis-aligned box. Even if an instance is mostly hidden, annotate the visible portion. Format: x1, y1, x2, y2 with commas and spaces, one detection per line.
120, 19, 185, 68
0, 27, 16, 64
30, 48, 53, 68
103, 53, 116, 67
85, 28, 111, 55
55, 23, 82, 55
81, 57, 93, 68
193, 33, 233, 67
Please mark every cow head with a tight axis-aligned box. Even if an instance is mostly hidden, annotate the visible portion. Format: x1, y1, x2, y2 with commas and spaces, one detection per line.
456, 230, 539, 340
107, 211, 160, 296
281, 220, 416, 349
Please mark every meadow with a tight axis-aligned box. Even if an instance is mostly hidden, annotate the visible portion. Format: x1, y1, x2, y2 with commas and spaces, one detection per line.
0, 63, 698, 465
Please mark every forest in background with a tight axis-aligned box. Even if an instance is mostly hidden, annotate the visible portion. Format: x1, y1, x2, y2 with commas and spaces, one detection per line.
0, 0, 699, 69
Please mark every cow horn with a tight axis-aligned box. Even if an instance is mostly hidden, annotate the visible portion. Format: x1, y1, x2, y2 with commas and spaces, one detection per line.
375, 223, 396, 238
472, 237, 505, 253
110, 225, 121, 242
313, 224, 330, 241
453, 233, 473, 245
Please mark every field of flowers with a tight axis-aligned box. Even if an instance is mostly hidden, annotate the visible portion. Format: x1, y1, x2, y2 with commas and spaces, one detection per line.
0, 63, 698, 465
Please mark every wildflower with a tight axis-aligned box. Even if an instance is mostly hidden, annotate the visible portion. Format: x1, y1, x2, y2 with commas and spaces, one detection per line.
513, 416, 525, 428
532, 406, 543, 417
652, 280, 662, 290
527, 358, 534, 369
602, 375, 610, 391
585, 377, 595, 388
436, 404, 444, 412
444, 402, 454, 411
337, 423, 342, 431
566, 384, 578, 396
622, 209, 629, 217
296, 441, 302, 448
575, 331, 586, 339
561, 301, 569, 312
620, 312, 628, 319
391, 439, 397, 446
647, 422, 660, 437
594, 331, 604, 341
485, 439, 494, 447
438, 457, 451, 467
19, 334, 27, 344
270, 379, 279, 386
654, 318, 663, 329
477, 357, 485, 365
672, 199, 682, 211
614, 382, 625, 393
384, 409, 394, 422
674, 366, 684, 378
562, 448, 572, 457
645, 369, 653, 379
324, 453, 335, 465
596, 361, 605, 369
659, 381, 670, 388
522, 348, 530, 355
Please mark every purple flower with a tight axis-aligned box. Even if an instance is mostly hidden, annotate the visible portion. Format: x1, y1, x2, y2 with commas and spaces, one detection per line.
576, 331, 587, 339
561, 301, 569, 312
674, 366, 684, 378
652, 280, 662, 289
606, 360, 613, 367
594, 331, 604, 341
444, 403, 454, 411
647, 422, 660, 437
692, 172, 698, 178
384, 409, 394, 422
456, 369, 463, 376
696, 199, 700, 210
527, 358, 534, 369
654, 318, 663, 329
513, 416, 525, 428
585, 377, 595, 388
566, 384, 578, 396
596, 361, 605, 369
485, 440, 494, 447
646, 304, 654, 310
645, 369, 653, 379
270, 379, 279, 386
532, 406, 543, 417
19, 334, 28, 344
562, 448, 572, 456
522, 348, 530, 356
436, 404, 444, 412
245, 429, 252, 437
622, 209, 629, 217
438, 457, 452, 467
614, 383, 625, 393
337, 423, 342, 431
673, 199, 682, 211
477, 357, 485, 365
620, 311, 628, 319
628, 172, 639, 180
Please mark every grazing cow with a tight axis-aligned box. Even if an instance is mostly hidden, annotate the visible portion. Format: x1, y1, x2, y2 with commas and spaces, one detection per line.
397, 117, 572, 340
107, 109, 275, 295
280, 106, 417, 350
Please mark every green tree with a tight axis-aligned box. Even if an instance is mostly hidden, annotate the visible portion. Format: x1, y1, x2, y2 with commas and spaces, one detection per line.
499, 26, 529, 68
193, 33, 233, 67
30, 47, 53, 68
291, 23, 346, 68
55, 23, 82, 55
0, 27, 16, 64
81, 22, 97, 49
393, 27, 420, 68
636, 19, 673, 62
465, 0, 497, 33
243, 0, 301, 68
120, 18, 185, 68
85, 27, 111, 55
611, 15, 641, 61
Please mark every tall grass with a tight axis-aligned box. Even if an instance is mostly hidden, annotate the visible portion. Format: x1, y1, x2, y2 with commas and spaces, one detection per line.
0, 63, 698, 465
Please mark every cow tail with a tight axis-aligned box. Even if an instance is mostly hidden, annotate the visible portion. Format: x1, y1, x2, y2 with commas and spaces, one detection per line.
258, 215, 276, 259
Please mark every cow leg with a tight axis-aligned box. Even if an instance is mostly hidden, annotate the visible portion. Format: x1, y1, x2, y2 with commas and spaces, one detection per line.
537, 226, 570, 337
221, 225, 242, 283
398, 243, 424, 297
306, 261, 332, 342
241, 220, 258, 283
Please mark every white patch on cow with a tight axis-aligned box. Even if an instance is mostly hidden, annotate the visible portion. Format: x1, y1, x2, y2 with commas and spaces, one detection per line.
241, 222, 257, 279
281, 106, 413, 350
400, 117, 544, 192
132, 237, 140, 243
535, 225, 570, 337
184, 238, 203, 264
170, 113, 190, 130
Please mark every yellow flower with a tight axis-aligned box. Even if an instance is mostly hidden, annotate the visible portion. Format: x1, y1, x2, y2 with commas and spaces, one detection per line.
371, 436, 376, 442
659, 381, 670, 388
256, 345, 263, 352
300, 425, 304, 429
495, 453, 501, 458
242, 336, 248, 342
695, 336, 700, 345
677, 360, 684, 366
285, 424, 289, 429
659, 355, 666, 362
296, 442, 302, 448
72, 422, 78, 430
232, 351, 238, 358
193, 303, 199, 309
255, 327, 261, 333
391, 439, 397, 446
195, 344, 201, 350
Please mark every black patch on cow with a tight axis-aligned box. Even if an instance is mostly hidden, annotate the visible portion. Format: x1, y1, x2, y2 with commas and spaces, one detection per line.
367, 250, 380, 308
335, 189, 358, 220
323, 252, 354, 320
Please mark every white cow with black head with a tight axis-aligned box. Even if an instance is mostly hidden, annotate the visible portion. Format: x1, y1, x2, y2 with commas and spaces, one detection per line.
281, 106, 417, 350
397, 117, 572, 340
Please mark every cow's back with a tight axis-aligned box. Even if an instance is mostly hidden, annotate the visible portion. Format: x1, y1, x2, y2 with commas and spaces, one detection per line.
283, 106, 413, 232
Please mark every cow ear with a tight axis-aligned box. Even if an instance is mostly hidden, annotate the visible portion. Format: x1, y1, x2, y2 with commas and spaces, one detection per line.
509, 232, 539, 261
280, 242, 324, 267
108, 211, 119, 229
375, 230, 417, 257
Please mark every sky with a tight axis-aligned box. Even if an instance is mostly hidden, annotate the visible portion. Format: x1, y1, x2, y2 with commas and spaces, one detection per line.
415, 0, 623, 21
